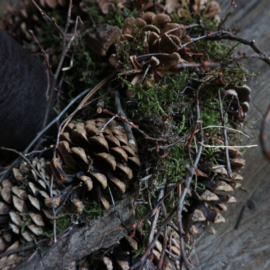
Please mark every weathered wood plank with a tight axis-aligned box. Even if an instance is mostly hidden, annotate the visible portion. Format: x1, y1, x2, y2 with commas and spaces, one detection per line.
192, 1, 270, 269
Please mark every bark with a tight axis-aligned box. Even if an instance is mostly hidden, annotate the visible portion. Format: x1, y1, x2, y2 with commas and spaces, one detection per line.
0, 29, 50, 154
15, 196, 135, 270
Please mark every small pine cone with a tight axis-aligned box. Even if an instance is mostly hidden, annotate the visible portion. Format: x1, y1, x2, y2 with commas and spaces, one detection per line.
99, 229, 181, 269
187, 147, 245, 234
0, 158, 59, 270
108, 13, 188, 97
50, 118, 140, 210
175, 0, 221, 20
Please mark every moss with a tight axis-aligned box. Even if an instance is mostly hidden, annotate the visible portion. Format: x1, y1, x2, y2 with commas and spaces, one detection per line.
85, 0, 138, 28
200, 106, 220, 129
120, 70, 190, 117
136, 204, 149, 219
132, 247, 145, 258
41, 216, 71, 238
83, 201, 104, 219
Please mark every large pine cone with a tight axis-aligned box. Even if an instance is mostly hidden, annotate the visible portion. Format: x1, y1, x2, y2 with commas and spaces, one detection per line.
50, 118, 140, 210
0, 158, 57, 270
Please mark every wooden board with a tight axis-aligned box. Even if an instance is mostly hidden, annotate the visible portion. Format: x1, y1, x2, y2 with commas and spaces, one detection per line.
192, 1, 270, 269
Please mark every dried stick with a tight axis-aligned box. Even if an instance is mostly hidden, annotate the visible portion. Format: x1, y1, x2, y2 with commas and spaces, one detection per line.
31, 0, 64, 37
131, 207, 178, 270
176, 97, 204, 270
158, 205, 168, 269
32, 0, 84, 128
42, 13, 83, 128
218, 89, 233, 179
96, 116, 116, 135
147, 180, 165, 246
102, 109, 166, 143
114, 90, 136, 147
177, 30, 270, 66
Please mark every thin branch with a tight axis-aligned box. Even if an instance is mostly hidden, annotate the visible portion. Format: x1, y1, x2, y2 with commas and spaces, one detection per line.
102, 108, 166, 143
198, 143, 257, 149
31, 0, 64, 38
176, 96, 204, 270
114, 90, 136, 147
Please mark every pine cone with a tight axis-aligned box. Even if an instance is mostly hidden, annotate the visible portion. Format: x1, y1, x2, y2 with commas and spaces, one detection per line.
0, 158, 58, 270
109, 13, 189, 97
166, 0, 221, 21
99, 229, 181, 270
187, 146, 245, 235
0, 1, 39, 48
50, 118, 140, 210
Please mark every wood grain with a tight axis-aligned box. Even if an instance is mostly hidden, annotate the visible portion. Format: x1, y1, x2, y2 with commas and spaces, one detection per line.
192, 1, 270, 269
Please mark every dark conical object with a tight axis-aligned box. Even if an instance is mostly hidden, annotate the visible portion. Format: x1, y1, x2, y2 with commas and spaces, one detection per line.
0, 29, 49, 152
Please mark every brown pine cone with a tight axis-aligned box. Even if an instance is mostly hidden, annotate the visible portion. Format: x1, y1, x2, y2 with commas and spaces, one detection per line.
0, 158, 58, 270
187, 146, 245, 235
50, 118, 140, 210
166, 0, 221, 21
108, 13, 189, 97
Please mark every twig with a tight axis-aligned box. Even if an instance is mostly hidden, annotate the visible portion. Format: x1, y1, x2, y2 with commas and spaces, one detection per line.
176, 96, 204, 270
102, 108, 167, 143
147, 180, 165, 246
201, 125, 250, 138
132, 183, 179, 231
25, 147, 52, 157
234, 205, 245, 229
108, 186, 132, 235
96, 116, 116, 135
198, 143, 257, 148
31, 0, 64, 37
158, 206, 168, 269
218, 89, 233, 178
131, 207, 178, 270
114, 90, 136, 147
176, 29, 270, 66
33, 0, 84, 129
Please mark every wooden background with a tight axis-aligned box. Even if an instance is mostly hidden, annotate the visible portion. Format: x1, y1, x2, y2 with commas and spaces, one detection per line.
1, 0, 270, 269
